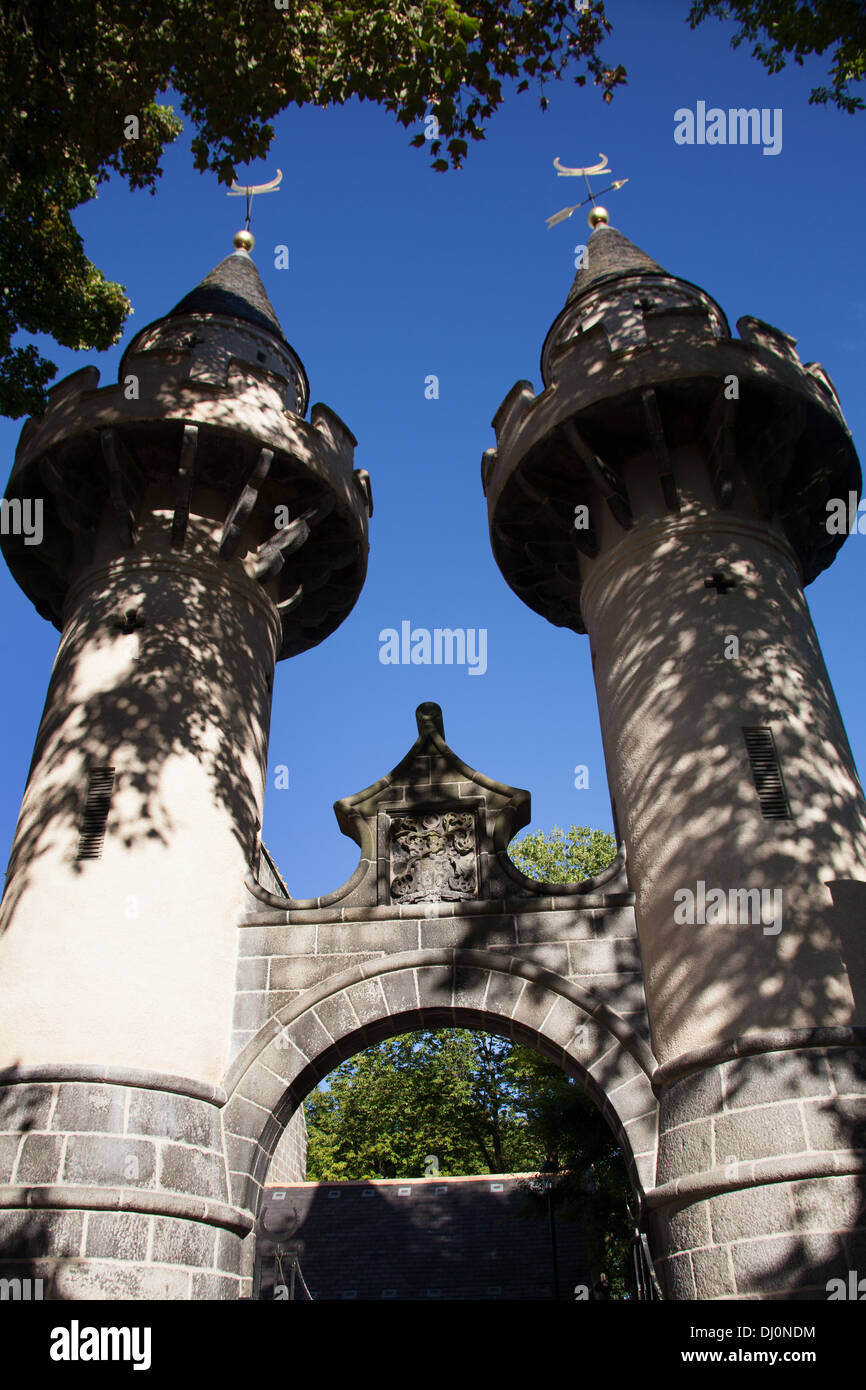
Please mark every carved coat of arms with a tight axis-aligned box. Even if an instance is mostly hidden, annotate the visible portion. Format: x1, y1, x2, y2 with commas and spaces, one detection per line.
389, 812, 477, 903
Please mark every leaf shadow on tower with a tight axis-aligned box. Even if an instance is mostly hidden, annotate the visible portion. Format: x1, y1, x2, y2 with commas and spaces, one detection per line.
484, 219, 866, 1295
0, 1070, 67, 1296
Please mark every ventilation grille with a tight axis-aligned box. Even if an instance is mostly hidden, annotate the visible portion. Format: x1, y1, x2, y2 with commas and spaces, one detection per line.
742, 728, 790, 820
76, 767, 116, 859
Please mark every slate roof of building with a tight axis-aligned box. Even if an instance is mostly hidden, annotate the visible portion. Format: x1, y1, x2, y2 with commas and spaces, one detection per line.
166, 249, 288, 343
257, 1173, 592, 1301
566, 223, 667, 305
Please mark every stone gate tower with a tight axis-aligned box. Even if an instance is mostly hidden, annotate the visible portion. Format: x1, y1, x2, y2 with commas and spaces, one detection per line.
484, 213, 866, 1298
2, 211, 865, 1304
0, 233, 372, 1297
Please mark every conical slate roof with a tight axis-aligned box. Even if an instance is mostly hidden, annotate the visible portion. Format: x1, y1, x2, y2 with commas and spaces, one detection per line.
566, 224, 666, 305
166, 249, 288, 343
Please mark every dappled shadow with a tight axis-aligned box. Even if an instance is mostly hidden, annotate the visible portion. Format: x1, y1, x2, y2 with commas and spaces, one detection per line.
1, 286, 369, 940
253, 1019, 632, 1300
485, 288, 866, 1295
0, 1066, 68, 1300
596, 531, 866, 1296
597, 531, 866, 1052
0, 509, 275, 935
223, 956, 656, 1299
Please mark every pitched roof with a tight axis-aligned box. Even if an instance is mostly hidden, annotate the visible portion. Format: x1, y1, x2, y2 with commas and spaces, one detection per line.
166, 249, 288, 342
566, 224, 666, 304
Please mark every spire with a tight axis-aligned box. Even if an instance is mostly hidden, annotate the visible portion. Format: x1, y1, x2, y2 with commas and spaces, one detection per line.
165, 241, 288, 345
540, 215, 730, 412
566, 222, 666, 305
119, 231, 309, 420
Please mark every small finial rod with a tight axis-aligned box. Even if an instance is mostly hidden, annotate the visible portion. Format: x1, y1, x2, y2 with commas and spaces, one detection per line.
227, 168, 283, 248
416, 702, 445, 738
545, 153, 628, 230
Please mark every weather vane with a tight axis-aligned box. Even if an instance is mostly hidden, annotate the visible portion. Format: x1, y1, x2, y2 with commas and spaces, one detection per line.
227, 168, 283, 250
545, 153, 628, 230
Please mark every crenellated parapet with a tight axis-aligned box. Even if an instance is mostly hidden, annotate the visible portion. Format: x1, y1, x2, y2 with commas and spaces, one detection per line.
0, 241, 375, 1228
482, 215, 866, 1301
3, 247, 373, 659
483, 224, 859, 633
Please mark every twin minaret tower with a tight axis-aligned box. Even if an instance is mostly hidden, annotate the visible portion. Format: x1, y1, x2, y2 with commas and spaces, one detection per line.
0, 209, 863, 1300
484, 210, 866, 1299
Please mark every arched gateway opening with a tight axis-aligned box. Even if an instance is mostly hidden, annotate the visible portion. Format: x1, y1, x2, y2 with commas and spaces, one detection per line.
258, 1015, 642, 1300
225, 704, 659, 1294
223, 949, 657, 1293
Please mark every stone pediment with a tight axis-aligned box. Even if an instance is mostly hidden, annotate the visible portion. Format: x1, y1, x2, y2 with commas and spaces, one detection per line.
334, 701, 530, 908
246, 702, 631, 913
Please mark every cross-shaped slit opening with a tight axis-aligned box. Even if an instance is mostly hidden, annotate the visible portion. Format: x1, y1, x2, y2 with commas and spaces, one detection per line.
704, 572, 736, 595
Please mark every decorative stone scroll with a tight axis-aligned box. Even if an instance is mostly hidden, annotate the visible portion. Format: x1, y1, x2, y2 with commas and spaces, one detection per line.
389, 811, 477, 904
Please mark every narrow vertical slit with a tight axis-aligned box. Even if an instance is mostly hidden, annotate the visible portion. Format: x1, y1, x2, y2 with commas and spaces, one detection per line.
76, 766, 116, 860
742, 727, 790, 820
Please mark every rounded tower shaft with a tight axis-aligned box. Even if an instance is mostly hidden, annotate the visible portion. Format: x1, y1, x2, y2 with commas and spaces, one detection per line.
485, 218, 866, 1299
0, 238, 371, 1297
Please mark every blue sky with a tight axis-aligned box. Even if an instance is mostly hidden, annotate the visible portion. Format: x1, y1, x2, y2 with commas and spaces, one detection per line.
1, 0, 864, 899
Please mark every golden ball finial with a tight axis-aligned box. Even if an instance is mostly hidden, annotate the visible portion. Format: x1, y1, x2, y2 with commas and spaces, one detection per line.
233, 228, 255, 253
587, 205, 609, 230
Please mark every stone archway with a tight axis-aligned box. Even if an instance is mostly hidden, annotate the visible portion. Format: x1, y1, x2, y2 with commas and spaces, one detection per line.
218, 704, 659, 1295
221, 948, 658, 1286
